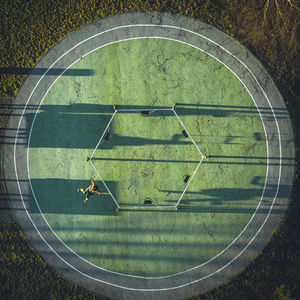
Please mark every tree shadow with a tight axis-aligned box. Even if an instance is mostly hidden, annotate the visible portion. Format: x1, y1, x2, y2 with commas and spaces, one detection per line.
26, 104, 197, 149
156, 184, 290, 214
96, 133, 193, 149
91, 154, 294, 167
175, 102, 289, 117
30, 178, 118, 216
0, 67, 94, 76
27, 104, 114, 149
3, 102, 282, 148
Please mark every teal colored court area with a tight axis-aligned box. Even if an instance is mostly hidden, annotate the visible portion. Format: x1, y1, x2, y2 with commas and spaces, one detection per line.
28, 38, 267, 277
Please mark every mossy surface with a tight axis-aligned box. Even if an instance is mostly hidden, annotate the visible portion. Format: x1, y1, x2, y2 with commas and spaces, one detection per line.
28, 38, 266, 276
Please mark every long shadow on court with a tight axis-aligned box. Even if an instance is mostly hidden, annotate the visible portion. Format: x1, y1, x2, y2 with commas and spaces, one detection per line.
175, 102, 290, 120
24, 102, 286, 149
3, 102, 286, 149
27, 104, 115, 149
156, 183, 291, 214
92, 155, 294, 167
27, 104, 197, 149
0, 67, 94, 76
29, 179, 118, 216
94, 133, 193, 149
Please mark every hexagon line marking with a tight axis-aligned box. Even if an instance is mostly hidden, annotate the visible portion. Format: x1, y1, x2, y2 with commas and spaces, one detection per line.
117, 108, 172, 112
89, 110, 117, 160
89, 159, 121, 209
172, 108, 205, 206
88, 105, 204, 210
172, 108, 204, 157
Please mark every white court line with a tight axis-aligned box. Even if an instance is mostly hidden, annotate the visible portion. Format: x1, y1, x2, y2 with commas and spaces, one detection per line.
175, 160, 203, 207
89, 160, 120, 209
117, 108, 173, 112
12, 23, 281, 290
172, 109, 205, 157
90, 110, 117, 159
119, 206, 177, 209
171, 109, 204, 207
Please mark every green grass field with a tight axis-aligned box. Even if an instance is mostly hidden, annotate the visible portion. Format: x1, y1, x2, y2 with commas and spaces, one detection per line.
28, 38, 266, 276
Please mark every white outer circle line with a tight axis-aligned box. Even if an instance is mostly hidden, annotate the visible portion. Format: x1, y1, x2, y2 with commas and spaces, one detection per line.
10, 22, 281, 291
26, 36, 271, 281
23, 35, 273, 286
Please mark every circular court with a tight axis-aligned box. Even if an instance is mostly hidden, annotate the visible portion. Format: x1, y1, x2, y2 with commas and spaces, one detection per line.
3, 12, 295, 299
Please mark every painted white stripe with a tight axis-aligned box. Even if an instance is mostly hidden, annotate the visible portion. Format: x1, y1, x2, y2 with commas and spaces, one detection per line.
175, 160, 203, 207
117, 108, 172, 112
89, 160, 120, 209
90, 110, 117, 159
119, 206, 177, 209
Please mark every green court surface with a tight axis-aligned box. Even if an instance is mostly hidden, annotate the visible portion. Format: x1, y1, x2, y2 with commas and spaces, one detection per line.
29, 38, 266, 277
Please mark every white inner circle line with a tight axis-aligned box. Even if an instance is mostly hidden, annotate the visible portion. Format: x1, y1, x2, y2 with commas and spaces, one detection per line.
11, 24, 281, 291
